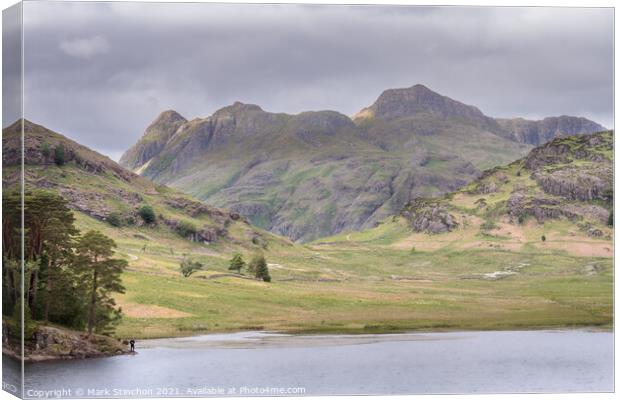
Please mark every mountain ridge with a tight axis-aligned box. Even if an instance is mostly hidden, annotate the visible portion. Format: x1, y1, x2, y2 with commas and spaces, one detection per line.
120, 84, 604, 242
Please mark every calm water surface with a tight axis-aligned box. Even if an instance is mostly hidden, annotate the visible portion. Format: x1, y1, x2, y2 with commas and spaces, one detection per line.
7, 329, 613, 397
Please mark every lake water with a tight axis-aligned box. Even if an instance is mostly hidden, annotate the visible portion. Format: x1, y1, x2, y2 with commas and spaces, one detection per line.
7, 329, 614, 397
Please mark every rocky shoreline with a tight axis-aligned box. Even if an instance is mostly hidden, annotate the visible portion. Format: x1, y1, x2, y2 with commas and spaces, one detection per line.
2, 325, 131, 362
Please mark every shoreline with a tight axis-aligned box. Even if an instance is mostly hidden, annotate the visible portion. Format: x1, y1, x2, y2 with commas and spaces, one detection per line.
125, 322, 613, 341
2, 325, 132, 363
6, 323, 611, 363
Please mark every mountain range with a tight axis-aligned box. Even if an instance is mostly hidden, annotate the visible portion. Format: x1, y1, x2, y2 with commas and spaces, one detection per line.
119, 84, 605, 242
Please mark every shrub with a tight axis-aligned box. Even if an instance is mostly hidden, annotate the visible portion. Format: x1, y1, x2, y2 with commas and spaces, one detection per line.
541, 235, 546, 242
179, 258, 203, 277
176, 220, 197, 238
517, 214, 526, 224
106, 212, 122, 227
608, 210, 613, 226
54, 145, 66, 166
41, 142, 51, 159
126, 216, 136, 226
138, 205, 156, 224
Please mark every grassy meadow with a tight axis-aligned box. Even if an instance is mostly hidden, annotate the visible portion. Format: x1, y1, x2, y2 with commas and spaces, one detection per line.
95, 207, 612, 339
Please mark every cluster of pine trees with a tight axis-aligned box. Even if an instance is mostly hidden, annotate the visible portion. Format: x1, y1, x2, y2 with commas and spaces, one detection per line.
2, 190, 127, 337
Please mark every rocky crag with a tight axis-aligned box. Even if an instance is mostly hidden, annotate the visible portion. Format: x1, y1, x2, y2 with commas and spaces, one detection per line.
401, 130, 613, 236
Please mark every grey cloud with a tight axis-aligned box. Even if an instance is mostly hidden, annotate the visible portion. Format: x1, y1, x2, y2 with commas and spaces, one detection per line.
59, 35, 110, 59
16, 2, 614, 160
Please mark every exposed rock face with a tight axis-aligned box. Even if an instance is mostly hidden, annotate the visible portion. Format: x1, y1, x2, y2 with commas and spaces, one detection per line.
502, 131, 612, 224
524, 131, 612, 170
507, 193, 578, 223
119, 110, 187, 170
524, 132, 613, 203
532, 167, 612, 202
403, 130, 612, 241
401, 199, 457, 234
497, 116, 605, 145
164, 196, 246, 222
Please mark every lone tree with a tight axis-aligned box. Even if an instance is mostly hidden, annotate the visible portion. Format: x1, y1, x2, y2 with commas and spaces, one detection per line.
228, 253, 245, 274
248, 255, 271, 282
608, 210, 614, 226
541, 235, 546, 242
179, 258, 203, 277
76, 230, 127, 336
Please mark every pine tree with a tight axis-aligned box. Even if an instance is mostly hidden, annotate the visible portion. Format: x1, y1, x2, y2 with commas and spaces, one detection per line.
76, 230, 127, 336
228, 253, 245, 274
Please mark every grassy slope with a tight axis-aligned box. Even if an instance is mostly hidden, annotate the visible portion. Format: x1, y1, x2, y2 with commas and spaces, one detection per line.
112, 135, 613, 338
112, 210, 612, 339
9, 123, 612, 339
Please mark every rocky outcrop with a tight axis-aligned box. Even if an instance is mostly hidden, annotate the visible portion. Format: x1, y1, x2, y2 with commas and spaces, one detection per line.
161, 216, 229, 243
3, 325, 129, 362
532, 167, 612, 202
401, 199, 457, 234
507, 193, 579, 223
164, 196, 246, 222
523, 132, 613, 203
524, 132, 611, 170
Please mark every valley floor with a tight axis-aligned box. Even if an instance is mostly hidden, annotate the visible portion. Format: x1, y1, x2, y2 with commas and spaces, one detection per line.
102, 214, 612, 339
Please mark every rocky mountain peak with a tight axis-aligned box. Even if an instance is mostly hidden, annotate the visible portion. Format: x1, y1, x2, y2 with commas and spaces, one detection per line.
152, 109, 187, 125
353, 84, 501, 133
365, 84, 482, 120
119, 110, 187, 170
213, 102, 264, 117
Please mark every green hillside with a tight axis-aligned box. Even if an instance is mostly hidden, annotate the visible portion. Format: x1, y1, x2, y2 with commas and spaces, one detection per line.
3, 121, 611, 339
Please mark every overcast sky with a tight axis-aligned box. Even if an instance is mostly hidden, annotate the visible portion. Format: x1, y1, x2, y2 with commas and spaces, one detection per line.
9, 2, 614, 161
